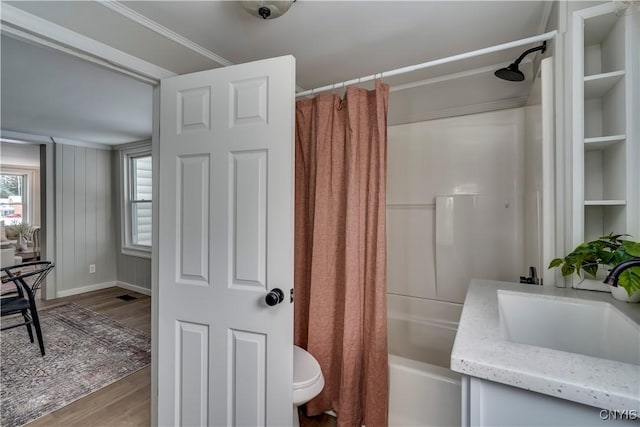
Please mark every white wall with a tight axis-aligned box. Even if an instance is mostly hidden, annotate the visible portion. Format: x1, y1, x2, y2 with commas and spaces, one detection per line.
387, 107, 526, 316
55, 144, 116, 295
8, 140, 154, 296
0, 142, 40, 167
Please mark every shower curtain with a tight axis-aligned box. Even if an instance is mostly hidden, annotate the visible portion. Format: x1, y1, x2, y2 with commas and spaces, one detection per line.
295, 80, 389, 427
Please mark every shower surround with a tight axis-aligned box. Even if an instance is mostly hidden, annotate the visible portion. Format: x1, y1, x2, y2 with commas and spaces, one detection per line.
386, 107, 530, 425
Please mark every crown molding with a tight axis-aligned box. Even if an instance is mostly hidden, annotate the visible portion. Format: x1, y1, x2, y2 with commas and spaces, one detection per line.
0, 130, 53, 145
112, 139, 152, 151
0, 4, 174, 82
97, 1, 306, 93
99, 1, 233, 67
51, 137, 114, 151
2, 26, 159, 86
2, 2, 307, 92
0, 130, 113, 150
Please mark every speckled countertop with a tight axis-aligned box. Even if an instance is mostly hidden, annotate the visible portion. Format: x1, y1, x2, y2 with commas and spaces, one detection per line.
451, 279, 640, 411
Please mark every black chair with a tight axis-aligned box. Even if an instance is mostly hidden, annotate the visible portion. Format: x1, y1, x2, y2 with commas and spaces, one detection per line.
1, 261, 55, 356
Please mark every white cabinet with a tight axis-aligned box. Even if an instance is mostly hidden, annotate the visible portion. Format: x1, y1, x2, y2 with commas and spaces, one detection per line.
571, 3, 639, 248
462, 376, 638, 426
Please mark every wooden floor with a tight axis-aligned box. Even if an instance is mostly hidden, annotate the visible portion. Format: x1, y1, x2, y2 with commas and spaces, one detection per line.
26, 287, 152, 427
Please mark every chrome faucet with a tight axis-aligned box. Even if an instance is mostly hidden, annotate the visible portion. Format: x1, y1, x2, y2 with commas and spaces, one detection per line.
603, 259, 640, 286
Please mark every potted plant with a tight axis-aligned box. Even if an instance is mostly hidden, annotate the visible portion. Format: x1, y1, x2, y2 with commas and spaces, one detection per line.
549, 234, 640, 302
10, 222, 31, 253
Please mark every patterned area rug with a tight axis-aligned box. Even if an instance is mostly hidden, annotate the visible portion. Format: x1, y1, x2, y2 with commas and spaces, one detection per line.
1, 303, 151, 427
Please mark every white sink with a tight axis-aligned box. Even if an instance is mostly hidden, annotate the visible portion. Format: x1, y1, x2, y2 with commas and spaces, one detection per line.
498, 290, 640, 365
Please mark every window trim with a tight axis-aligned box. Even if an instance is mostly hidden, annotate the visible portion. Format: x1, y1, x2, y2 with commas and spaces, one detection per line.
0, 166, 37, 226
120, 143, 152, 259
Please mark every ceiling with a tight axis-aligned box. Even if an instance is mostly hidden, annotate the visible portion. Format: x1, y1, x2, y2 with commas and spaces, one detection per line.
1, 35, 153, 145
0, 1, 553, 143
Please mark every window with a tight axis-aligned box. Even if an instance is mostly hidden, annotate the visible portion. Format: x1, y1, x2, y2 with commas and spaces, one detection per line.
1, 170, 34, 225
121, 144, 152, 258
130, 156, 152, 246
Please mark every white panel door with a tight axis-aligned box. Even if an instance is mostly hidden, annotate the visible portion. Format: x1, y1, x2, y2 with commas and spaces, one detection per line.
158, 56, 295, 426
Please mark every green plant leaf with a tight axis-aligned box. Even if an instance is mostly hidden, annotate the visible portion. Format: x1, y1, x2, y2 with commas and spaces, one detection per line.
599, 251, 616, 265
548, 236, 639, 278
561, 263, 575, 277
575, 258, 583, 274
600, 233, 630, 242
615, 246, 634, 263
617, 267, 640, 297
583, 263, 598, 278
621, 241, 640, 258
597, 236, 622, 249
548, 258, 563, 268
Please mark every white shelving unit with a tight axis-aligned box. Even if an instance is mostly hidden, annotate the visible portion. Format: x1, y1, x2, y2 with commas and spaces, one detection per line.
584, 200, 626, 206
584, 134, 625, 150
584, 70, 625, 99
571, 3, 640, 286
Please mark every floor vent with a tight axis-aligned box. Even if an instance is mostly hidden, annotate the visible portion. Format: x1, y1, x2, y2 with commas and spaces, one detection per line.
116, 294, 137, 301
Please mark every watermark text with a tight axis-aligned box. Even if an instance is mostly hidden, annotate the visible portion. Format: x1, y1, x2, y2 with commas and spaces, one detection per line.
599, 409, 638, 421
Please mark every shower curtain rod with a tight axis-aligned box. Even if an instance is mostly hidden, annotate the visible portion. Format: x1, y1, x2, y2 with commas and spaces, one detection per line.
295, 30, 558, 98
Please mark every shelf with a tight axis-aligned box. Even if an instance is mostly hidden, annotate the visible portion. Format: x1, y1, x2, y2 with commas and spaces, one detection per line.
584, 204, 627, 242
576, 6, 636, 248
584, 200, 626, 206
584, 71, 625, 99
584, 134, 626, 151
584, 12, 620, 46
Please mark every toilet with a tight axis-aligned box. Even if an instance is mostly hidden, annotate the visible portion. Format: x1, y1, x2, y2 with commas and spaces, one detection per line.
293, 345, 325, 425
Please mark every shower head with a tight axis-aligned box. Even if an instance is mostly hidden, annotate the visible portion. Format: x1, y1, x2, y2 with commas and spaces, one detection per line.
495, 41, 547, 82
494, 63, 525, 81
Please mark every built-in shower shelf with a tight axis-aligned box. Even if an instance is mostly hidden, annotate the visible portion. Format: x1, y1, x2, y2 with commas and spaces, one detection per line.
584, 200, 626, 206
584, 135, 625, 151
584, 70, 625, 99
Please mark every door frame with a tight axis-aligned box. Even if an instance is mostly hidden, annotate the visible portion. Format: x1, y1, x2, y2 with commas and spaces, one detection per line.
0, 132, 56, 300
1, 8, 172, 425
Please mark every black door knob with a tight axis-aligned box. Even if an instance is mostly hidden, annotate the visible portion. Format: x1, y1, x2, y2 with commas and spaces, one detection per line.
265, 288, 285, 306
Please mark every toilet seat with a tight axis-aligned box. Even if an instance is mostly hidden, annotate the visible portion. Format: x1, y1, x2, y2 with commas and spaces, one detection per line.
293, 345, 325, 406
293, 346, 322, 389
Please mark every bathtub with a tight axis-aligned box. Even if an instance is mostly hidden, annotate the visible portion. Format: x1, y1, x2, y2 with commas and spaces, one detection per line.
388, 294, 462, 426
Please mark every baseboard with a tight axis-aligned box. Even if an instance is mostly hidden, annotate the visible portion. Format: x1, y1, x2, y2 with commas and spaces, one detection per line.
116, 280, 152, 296
56, 281, 116, 298
55, 280, 152, 298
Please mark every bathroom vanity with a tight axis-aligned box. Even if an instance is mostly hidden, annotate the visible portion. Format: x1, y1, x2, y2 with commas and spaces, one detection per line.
451, 279, 640, 426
